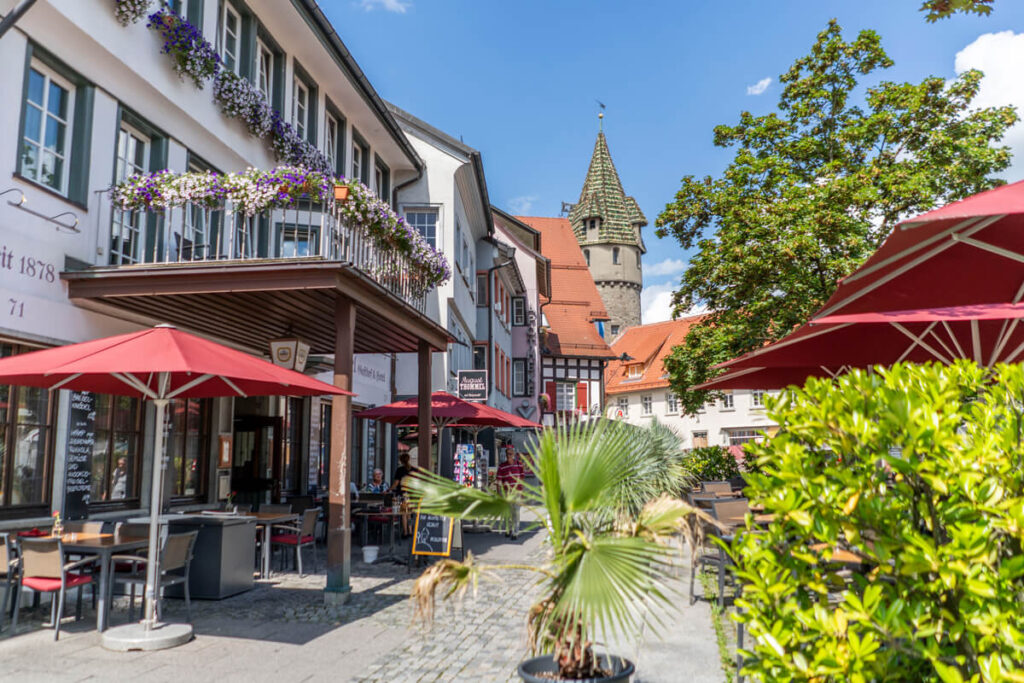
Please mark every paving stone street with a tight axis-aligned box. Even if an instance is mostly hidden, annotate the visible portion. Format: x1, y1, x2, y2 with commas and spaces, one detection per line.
0, 526, 723, 683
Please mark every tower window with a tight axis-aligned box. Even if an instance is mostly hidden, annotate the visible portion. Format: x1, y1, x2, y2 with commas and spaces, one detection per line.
589, 219, 596, 230
612, 247, 620, 265
584, 249, 590, 266
637, 251, 641, 268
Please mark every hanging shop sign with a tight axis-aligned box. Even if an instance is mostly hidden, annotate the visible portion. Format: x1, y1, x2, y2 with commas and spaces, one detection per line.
457, 369, 487, 402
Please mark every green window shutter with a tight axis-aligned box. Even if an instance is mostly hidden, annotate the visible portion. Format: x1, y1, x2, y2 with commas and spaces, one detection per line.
68, 85, 94, 206
307, 84, 318, 145
14, 42, 33, 179
239, 12, 255, 81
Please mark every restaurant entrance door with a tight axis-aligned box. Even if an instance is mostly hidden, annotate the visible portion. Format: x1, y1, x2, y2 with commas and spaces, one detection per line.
232, 415, 283, 508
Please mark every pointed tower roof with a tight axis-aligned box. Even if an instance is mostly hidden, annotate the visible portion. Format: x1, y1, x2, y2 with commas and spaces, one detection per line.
569, 131, 647, 248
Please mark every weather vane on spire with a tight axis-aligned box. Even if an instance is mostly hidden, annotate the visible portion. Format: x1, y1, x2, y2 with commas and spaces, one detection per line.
595, 100, 605, 130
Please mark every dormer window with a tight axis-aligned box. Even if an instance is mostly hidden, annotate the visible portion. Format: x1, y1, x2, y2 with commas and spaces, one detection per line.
627, 364, 642, 379
589, 219, 597, 230
612, 247, 620, 265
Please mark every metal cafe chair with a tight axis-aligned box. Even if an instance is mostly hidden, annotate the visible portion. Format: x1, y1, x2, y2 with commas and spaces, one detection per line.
260, 503, 293, 513
270, 508, 320, 577
0, 534, 18, 634
12, 537, 99, 640
689, 498, 750, 608
701, 480, 735, 496
110, 531, 199, 622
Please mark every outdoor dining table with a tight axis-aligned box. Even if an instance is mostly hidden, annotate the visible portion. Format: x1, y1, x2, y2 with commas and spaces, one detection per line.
241, 512, 299, 578
59, 532, 149, 632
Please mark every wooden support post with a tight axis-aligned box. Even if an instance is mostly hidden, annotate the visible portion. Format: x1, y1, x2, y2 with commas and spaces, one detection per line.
326, 295, 355, 603
418, 340, 432, 470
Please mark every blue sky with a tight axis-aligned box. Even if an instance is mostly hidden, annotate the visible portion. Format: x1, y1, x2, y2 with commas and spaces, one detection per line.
324, 0, 1024, 322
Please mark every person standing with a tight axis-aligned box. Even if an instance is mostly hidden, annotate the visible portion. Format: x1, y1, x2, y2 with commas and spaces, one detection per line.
109, 457, 128, 500
496, 447, 524, 539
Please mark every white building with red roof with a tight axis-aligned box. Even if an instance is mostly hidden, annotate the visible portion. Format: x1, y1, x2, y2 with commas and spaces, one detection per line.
605, 318, 778, 448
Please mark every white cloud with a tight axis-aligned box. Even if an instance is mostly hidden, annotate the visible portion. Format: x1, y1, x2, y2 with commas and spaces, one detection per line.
746, 77, 772, 96
644, 257, 687, 277
359, 0, 410, 13
642, 280, 707, 324
954, 31, 1024, 179
506, 195, 539, 214
641, 282, 677, 323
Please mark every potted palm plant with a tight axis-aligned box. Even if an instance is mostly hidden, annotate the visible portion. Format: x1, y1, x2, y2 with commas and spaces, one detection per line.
407, 419, 710, 682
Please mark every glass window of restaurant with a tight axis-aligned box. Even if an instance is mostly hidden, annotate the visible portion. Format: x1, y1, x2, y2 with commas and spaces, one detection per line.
0, 343, 53, 516
90, 394, 142, 507
166, 398, 210, 499
282, 397, 304, 495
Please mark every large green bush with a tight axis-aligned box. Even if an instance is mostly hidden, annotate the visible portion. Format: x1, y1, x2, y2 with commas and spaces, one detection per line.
733, 362, 1024, 682
685, 445, 741, 481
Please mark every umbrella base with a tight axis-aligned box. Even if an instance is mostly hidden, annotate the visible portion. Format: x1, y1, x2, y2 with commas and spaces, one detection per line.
101, 622, 193, 651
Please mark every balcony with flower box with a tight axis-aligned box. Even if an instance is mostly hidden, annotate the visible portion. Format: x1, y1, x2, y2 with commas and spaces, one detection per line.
62, 167, 451, 356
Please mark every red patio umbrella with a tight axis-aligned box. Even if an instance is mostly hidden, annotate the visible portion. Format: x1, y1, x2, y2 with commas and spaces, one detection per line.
699, 302, 1024, 390
0, 324, 351, 649
816, 180, 1024, 319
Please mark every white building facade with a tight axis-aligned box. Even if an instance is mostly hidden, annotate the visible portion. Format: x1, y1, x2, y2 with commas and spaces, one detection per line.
605, 319, 778, 449
0, 0, 428, 527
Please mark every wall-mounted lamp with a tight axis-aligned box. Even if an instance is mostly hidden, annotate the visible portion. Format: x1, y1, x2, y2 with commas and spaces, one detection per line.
1, 187, 79, 233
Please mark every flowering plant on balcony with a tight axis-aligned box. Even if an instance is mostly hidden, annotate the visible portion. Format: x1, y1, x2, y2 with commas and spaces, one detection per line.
336, 179, 452, 289
114, 0, 151, 25
109, 168, 451, 291
147, 7, 220, 88
213, 71, 274, 138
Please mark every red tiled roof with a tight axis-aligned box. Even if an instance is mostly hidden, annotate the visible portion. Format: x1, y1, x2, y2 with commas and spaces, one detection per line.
517, 216, 615, 359
605, 316, 705, 394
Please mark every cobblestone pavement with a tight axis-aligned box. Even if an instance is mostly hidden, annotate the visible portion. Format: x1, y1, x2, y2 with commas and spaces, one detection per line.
0, 529, 722, 683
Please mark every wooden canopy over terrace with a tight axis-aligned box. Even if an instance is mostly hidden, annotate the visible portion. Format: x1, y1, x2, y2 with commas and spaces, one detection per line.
62, 258, 446, 604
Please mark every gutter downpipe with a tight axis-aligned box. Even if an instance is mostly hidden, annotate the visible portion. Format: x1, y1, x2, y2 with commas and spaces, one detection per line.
0, 0, 39, 40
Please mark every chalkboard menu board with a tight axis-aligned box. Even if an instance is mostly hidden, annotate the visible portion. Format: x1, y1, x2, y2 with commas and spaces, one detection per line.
411, 508, 454, 556
63, 391, 95, 521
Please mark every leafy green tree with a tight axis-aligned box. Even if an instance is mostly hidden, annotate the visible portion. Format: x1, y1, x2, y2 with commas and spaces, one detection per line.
684, 446, 741, 481
655, 20, 1017, 415
733, 362, 1024, 681
921, 0, 994, 21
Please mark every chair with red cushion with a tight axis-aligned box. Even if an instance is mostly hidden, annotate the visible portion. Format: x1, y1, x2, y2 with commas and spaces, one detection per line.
12, 537, 98, 640
270, 508, 319, 577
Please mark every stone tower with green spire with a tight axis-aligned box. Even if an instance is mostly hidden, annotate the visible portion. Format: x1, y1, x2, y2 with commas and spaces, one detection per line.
569, 120, 646, 339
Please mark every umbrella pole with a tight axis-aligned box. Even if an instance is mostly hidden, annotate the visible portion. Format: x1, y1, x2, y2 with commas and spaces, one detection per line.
102, 373, 191, 651
143, 396, 169, 631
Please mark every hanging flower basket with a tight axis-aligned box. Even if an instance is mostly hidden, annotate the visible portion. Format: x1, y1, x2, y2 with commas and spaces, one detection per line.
334, 184, 351, 202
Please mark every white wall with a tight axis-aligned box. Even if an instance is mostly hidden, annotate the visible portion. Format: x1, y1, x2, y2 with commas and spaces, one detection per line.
609, 388, 778, 447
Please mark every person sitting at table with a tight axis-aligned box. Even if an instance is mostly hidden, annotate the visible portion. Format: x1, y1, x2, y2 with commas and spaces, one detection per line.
363, 468, 389, 493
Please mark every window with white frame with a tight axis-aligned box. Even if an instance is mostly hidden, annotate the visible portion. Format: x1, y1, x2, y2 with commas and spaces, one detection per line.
351, 136, 368, 183
292, 77, 309, 140
512, 297, 526, 326
324, 112, 339, 175
627, 364, 642, 379
20, 62, 75, 195
257, 39, 274, 103
374, 159, 389, 198
666, 392, 679, 414
405, 209, 437, 248
692, 431, 709, 448
181, 159, 209, 260
555, 383, 576, 412
512, 359, 527, 397
721, 392, 734, 410
221, 3, 241, 74
616, 396, 629, 416
641, 394, 653, 415
109, 123, 150, 265
751, 390, 765, 408
727, 429, 760, 446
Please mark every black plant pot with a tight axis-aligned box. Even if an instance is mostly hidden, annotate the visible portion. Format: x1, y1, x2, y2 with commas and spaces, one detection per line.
518, 654, 635, 683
